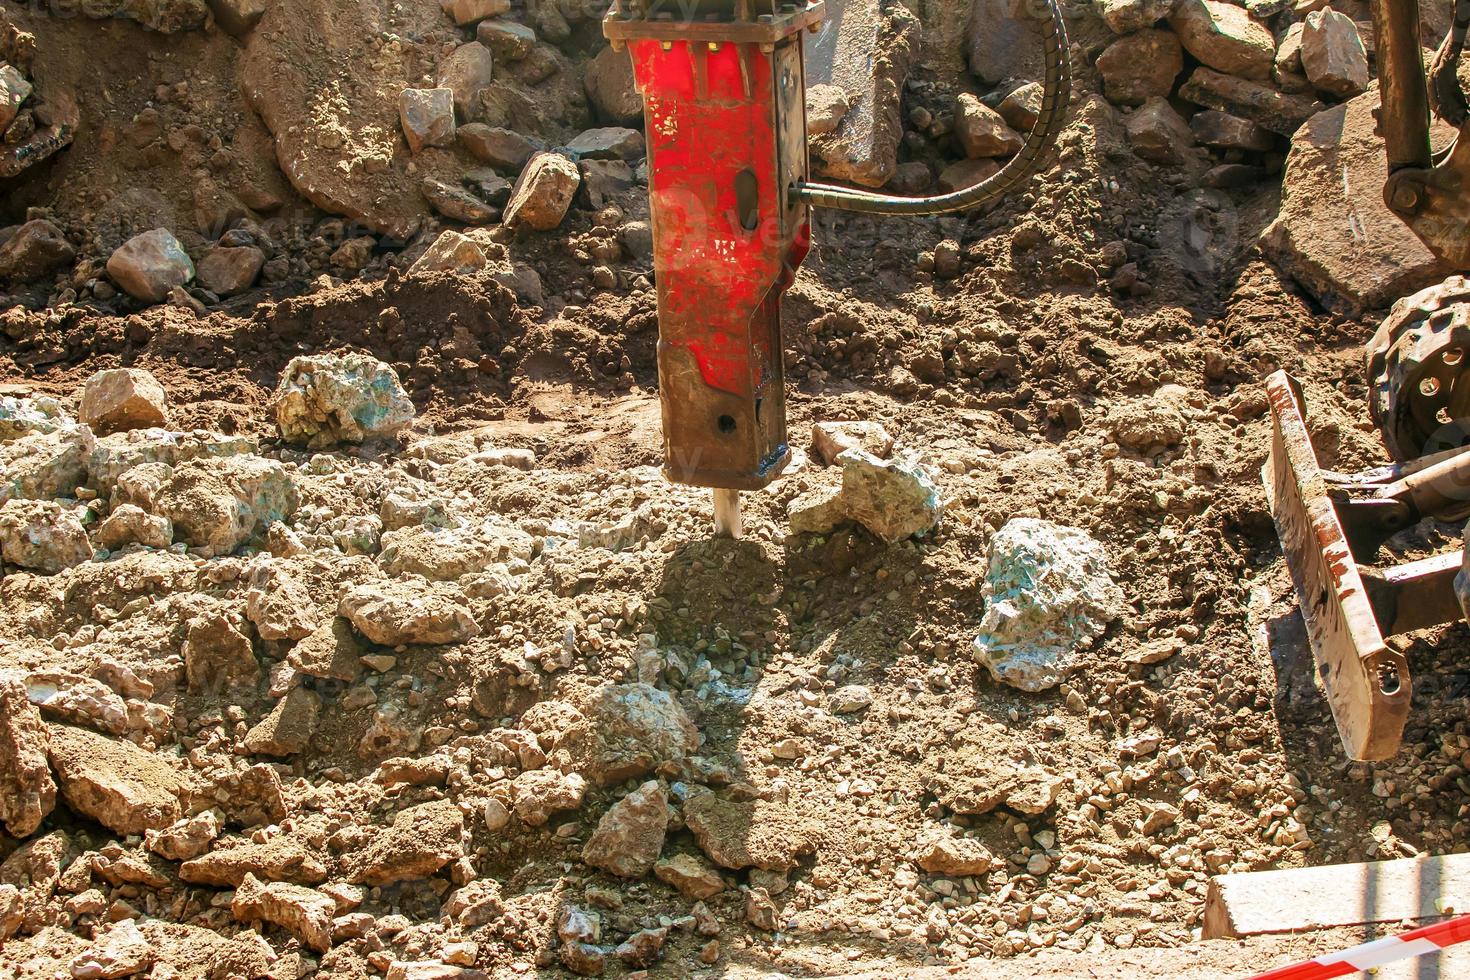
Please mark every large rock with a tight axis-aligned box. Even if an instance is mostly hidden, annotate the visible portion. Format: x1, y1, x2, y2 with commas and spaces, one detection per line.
243, 687, 321, 757
378, 520, 533, 581
567, 126, 644, 161
47, 725, 183, 835
0, 425, 94, 504
503, 152, 580, 231
183, 612, 259, 693
154, 456, 298, 555
955, 94, 1024, 159
95, 503, 173, 550
808, 0, 920, 187
585, 45, 642, 125
21, 671, 129, 736
1096, 30, 1183, 106
410, 229, 496, 275
1125, 96, 1196, 165
582, 781, 668, 878
967, 0, 1043, 85
1178, 67, 1321, 135
0, 674, 55, 838
69, 919, 154, 980
1098, 0, 1177, 33
0, 500, 92, 574
208, 0, 270, 35
1301, 9, 1369, 99
0, 219, 75, 284
195, 245, 265, 296
0, 395, 70, 441
915, 832, 994, 876
346, 801, 464, 884
789, 450, 942, 544
972, 518, 1124, 691
566, 683, 699, 785
441, 0, 510, 26
806, 83, 850, 136
400, 88, 456, 154
479, 19, 537, 61
511, 768, 587, 826
79, 368, 169, 435
339, 579, 480, 646
233, 875, 333, 953
1263, 91, 1452, 313
437, 42, 494, 119
459, 124, 539, 171
106, 229, 194, 303
812, 421, 893, 466
1168, 0, 1275, 81
1190, 110, 1274, 150
684, 794, 818, 871
272, 353, 416, 447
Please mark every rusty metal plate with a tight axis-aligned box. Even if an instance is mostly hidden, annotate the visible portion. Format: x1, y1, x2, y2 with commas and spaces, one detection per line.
1263, 371, 1412, 761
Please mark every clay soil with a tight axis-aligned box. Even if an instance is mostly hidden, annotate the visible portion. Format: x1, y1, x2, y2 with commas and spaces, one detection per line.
3, 2, 1470, 979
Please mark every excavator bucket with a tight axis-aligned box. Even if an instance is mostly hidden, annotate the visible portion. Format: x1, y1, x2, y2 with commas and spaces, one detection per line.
1263, 371, 1414, 761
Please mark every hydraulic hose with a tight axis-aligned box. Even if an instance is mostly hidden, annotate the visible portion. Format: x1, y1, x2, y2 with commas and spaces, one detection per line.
792, 0, 1071, 215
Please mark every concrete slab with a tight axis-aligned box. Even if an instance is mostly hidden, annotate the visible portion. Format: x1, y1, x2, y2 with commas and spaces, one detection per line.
806, 0, 920, 188
1203, 853, 1470, 939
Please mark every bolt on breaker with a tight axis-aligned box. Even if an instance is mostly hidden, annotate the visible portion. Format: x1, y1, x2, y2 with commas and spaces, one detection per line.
604, 0, 1071, 537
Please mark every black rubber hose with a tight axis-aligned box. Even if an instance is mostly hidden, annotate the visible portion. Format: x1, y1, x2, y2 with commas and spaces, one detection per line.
792, 0, 1071, 215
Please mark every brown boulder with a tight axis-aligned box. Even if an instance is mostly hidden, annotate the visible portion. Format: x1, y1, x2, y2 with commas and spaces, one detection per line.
582, 781, 668, 878
47, 726, 183, 835
0, 674, 55, 838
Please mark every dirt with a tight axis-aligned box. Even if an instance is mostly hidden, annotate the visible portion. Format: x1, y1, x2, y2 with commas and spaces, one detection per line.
3, 0, 1470, 977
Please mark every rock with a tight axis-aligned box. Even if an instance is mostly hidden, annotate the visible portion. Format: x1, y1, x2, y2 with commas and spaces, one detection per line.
511, 768, 586, 826
0, 395, 70, 441
1168, 0, 1275, 80
22, 671, 129, 736
0, 673, 55, 838
582, 781, 668, 878
400, 88, 456, 154
955, 94, 1024, 158
411, 229, 491, 275
1190, 109, 1275, 150
179, 834, 328, 886
567, 126, 644, 161
938, 158, 999, 193
422, 178, 497, 224
144, 811, 221, 862
806, 83, 850, 136
1178, 67, 1322, 135
1125, 97, 1196, 165
585, 45, 642, 125
79, 369, 168, 435
579, 159, 634, 209
998, 82, 1043, 131
1275, 22, 1305, 77
745, 887, 778, 931
442, 0, 510, 26
0, 501, 91, 574
183, 612, 259, 693
243, 687, 321, 757
809, 0, 920, 186
830, 684, 873, 714
812, 421, 893, 466
106, 229, 194, 303
916, 833, 994, 876
0, 424, 93, 504
340, 579, 480, 646
437, 42, 494, 119
154, 456, 298, 556
654, 854, 724, 899
503, 152, 581, 231
0, 63, 29, 134
272, 353, 416, 447
459, 124, 539, 171
1096, 31, 1183, 106
615, 927, 668, 969
207, 0, 270, 35
445, 879, 506, 928
347, 801, 464, 885
47, 725, 182, 835
0, 219, 75, 283
288, 618, 366, 682
560, 942, 607, 977
195, 245, 265, 296
244, 558, 318, 641
1263, 92, 1451, 313
968, 0, 1043, 85
1110, 388, 1187, 450
478, 18, 536, 60
387, 964, 485, 980
1098, 0, 1177, 33
69, 919, 154, 980
890, 160, 932, 194
973, 518, 1124, 692
569, 683, 699, 785
928, 758, 1065, 815
792, 449, 941, 544
1300, 9, 1369, 98
684, 793, 817, 871
232, 873, 334, 953
94, 504, 172, 551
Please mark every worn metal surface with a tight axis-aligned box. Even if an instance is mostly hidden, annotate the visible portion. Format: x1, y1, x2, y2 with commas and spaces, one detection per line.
1264, 372, 1413, 761
609, 1, 817, 491
1366, 275, 1470, 462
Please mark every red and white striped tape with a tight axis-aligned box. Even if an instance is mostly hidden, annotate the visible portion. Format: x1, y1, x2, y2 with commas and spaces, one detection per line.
1247, 915, 1470, 979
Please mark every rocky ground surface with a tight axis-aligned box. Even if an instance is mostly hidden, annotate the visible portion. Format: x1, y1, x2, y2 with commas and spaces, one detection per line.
3, 0, 1470, 977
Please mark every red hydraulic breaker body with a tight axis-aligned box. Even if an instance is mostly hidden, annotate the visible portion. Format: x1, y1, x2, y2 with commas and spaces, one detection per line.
604, 1, 822, 491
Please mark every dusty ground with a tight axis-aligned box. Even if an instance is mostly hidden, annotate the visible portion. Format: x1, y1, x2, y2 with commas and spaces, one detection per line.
3, 0, 1470, 978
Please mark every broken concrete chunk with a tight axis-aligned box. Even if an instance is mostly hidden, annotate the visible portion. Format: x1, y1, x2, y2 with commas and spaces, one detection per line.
1096, 30, 1183, 106
582, 781, 669, 878
0, 673, 56, 838
233, 873, 334, 953
273, 353, 416, 447
399, 88, 456, 154
47, 725, 183, 835
0, 500, 92, 574
339, 579, 480, 646
973, 518, 1124, 692
503, 152, 581, 231
105, 229, 194, 304
1168, 0, 1275, 81
1300, 9, 1369, 99
79, 369, 168, 435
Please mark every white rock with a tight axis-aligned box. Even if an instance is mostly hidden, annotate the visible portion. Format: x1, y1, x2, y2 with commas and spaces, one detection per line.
272, 353, 416, 447
0, 500, 92, 573
69, 919, 154, 979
